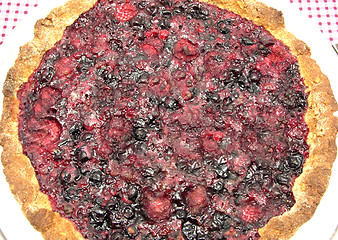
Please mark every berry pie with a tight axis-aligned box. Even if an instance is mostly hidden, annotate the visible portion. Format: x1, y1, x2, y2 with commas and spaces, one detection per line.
0, 0, 337, 239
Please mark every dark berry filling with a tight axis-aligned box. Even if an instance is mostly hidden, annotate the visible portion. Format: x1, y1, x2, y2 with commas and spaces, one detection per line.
17, 0, 309, 239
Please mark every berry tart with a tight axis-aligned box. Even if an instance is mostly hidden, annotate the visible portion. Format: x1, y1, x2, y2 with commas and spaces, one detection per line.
0, 0, 337, 239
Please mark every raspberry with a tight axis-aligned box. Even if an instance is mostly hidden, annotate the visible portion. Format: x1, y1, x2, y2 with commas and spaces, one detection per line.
213, 131, 224, 142
115, 3, 137, 21
144, 193, 172, 221
186, 185, 208, 214
158, 29, 169, 40
242, 205, 262, 223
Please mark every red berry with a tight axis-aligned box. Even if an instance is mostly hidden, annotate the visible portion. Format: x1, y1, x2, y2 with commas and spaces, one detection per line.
186, 185, 208, 214
241, 205, 261, 222
182, 90, 193, 101
213, 131, 224, 142
142, 44, 158, 58
158, 30, 169, 40
144, 193, 172, 221
174, 39, 199, 62
115, 3, 137, 22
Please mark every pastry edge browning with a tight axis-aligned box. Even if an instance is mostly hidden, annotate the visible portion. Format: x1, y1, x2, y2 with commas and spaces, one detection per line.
0, 0, 337, 240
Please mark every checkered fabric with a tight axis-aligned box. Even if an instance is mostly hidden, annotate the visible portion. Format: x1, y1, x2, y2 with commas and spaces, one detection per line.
0, 0, 38, 45
290, 0, 338, 43
0, 0, 337, 45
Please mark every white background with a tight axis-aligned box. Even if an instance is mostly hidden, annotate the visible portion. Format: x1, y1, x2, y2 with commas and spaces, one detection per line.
0, 0, 337, 239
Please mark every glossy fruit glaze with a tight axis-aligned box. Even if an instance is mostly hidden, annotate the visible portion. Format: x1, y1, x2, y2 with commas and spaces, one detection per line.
17, 0, 309, 239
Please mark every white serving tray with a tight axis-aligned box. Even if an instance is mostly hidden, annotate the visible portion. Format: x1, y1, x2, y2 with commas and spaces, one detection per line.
0, 0, 337, 239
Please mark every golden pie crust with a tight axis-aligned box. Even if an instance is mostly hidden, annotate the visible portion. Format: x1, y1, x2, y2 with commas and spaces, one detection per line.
0, 0, 337, 239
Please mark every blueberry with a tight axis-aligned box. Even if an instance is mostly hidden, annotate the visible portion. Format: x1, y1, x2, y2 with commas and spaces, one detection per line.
161, 10, 173, 18
231, 65, 244, 76
146, 5, 158, 16
145, 115, 161, 130
137, 1, 148, 9
173, 209, 187, 220
206, 92, 220, 103
123, 205, 135, 219
187, 4, 209, 19
59, 169, 73, 185
216, 20, 230, 34
82, 132, 93, 142
37, 67, 55, 83
163, 97, 181, 111
241, 36, 255, 45
69, 124, 82, 140
275, 173, 289, 185
89, 170, 104, 186
213, 181, 224, 192
110, 232, 124, 240
210, 212, 231, 231
53, 149, 64, 161
61, 43, 76, 57
75, 148, 90, 162
63, 187, 77, 201
282, 90, 307, 111
133, 127, 147, 141
88, 208, 110, 231
182, 222, 197, 240
131, 17, 145, 30
109, 38, 123, 51
286, 64, 300, 79
142, 167, 156, 178
249, 70, 261, 83
106, 196, 121, 213
173, 6, 185, 15
103, 73, 119, 88
237, 76, 249, 90
159, 19, 170, 30
77, 55, 95, 73
286, 152, 304, 170
127, 185, 141, 202
214, 164, 229, 179
138, 73, 150, 83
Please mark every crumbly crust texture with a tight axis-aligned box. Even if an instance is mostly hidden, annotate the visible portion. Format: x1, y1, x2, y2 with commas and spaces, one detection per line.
0, 0, 337, 239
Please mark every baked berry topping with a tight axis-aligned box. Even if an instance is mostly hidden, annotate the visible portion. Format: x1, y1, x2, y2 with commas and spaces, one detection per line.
17, 0, 309, 239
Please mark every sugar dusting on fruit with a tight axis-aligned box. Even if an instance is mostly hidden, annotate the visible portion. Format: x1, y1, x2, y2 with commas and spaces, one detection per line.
17, 0, 309, 239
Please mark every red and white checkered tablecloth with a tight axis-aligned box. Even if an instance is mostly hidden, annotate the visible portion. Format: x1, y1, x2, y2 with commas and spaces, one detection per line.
0, 0, 337, 45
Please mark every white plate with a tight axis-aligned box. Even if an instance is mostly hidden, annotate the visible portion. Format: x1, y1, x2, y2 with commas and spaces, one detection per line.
0, 0, 337, 239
